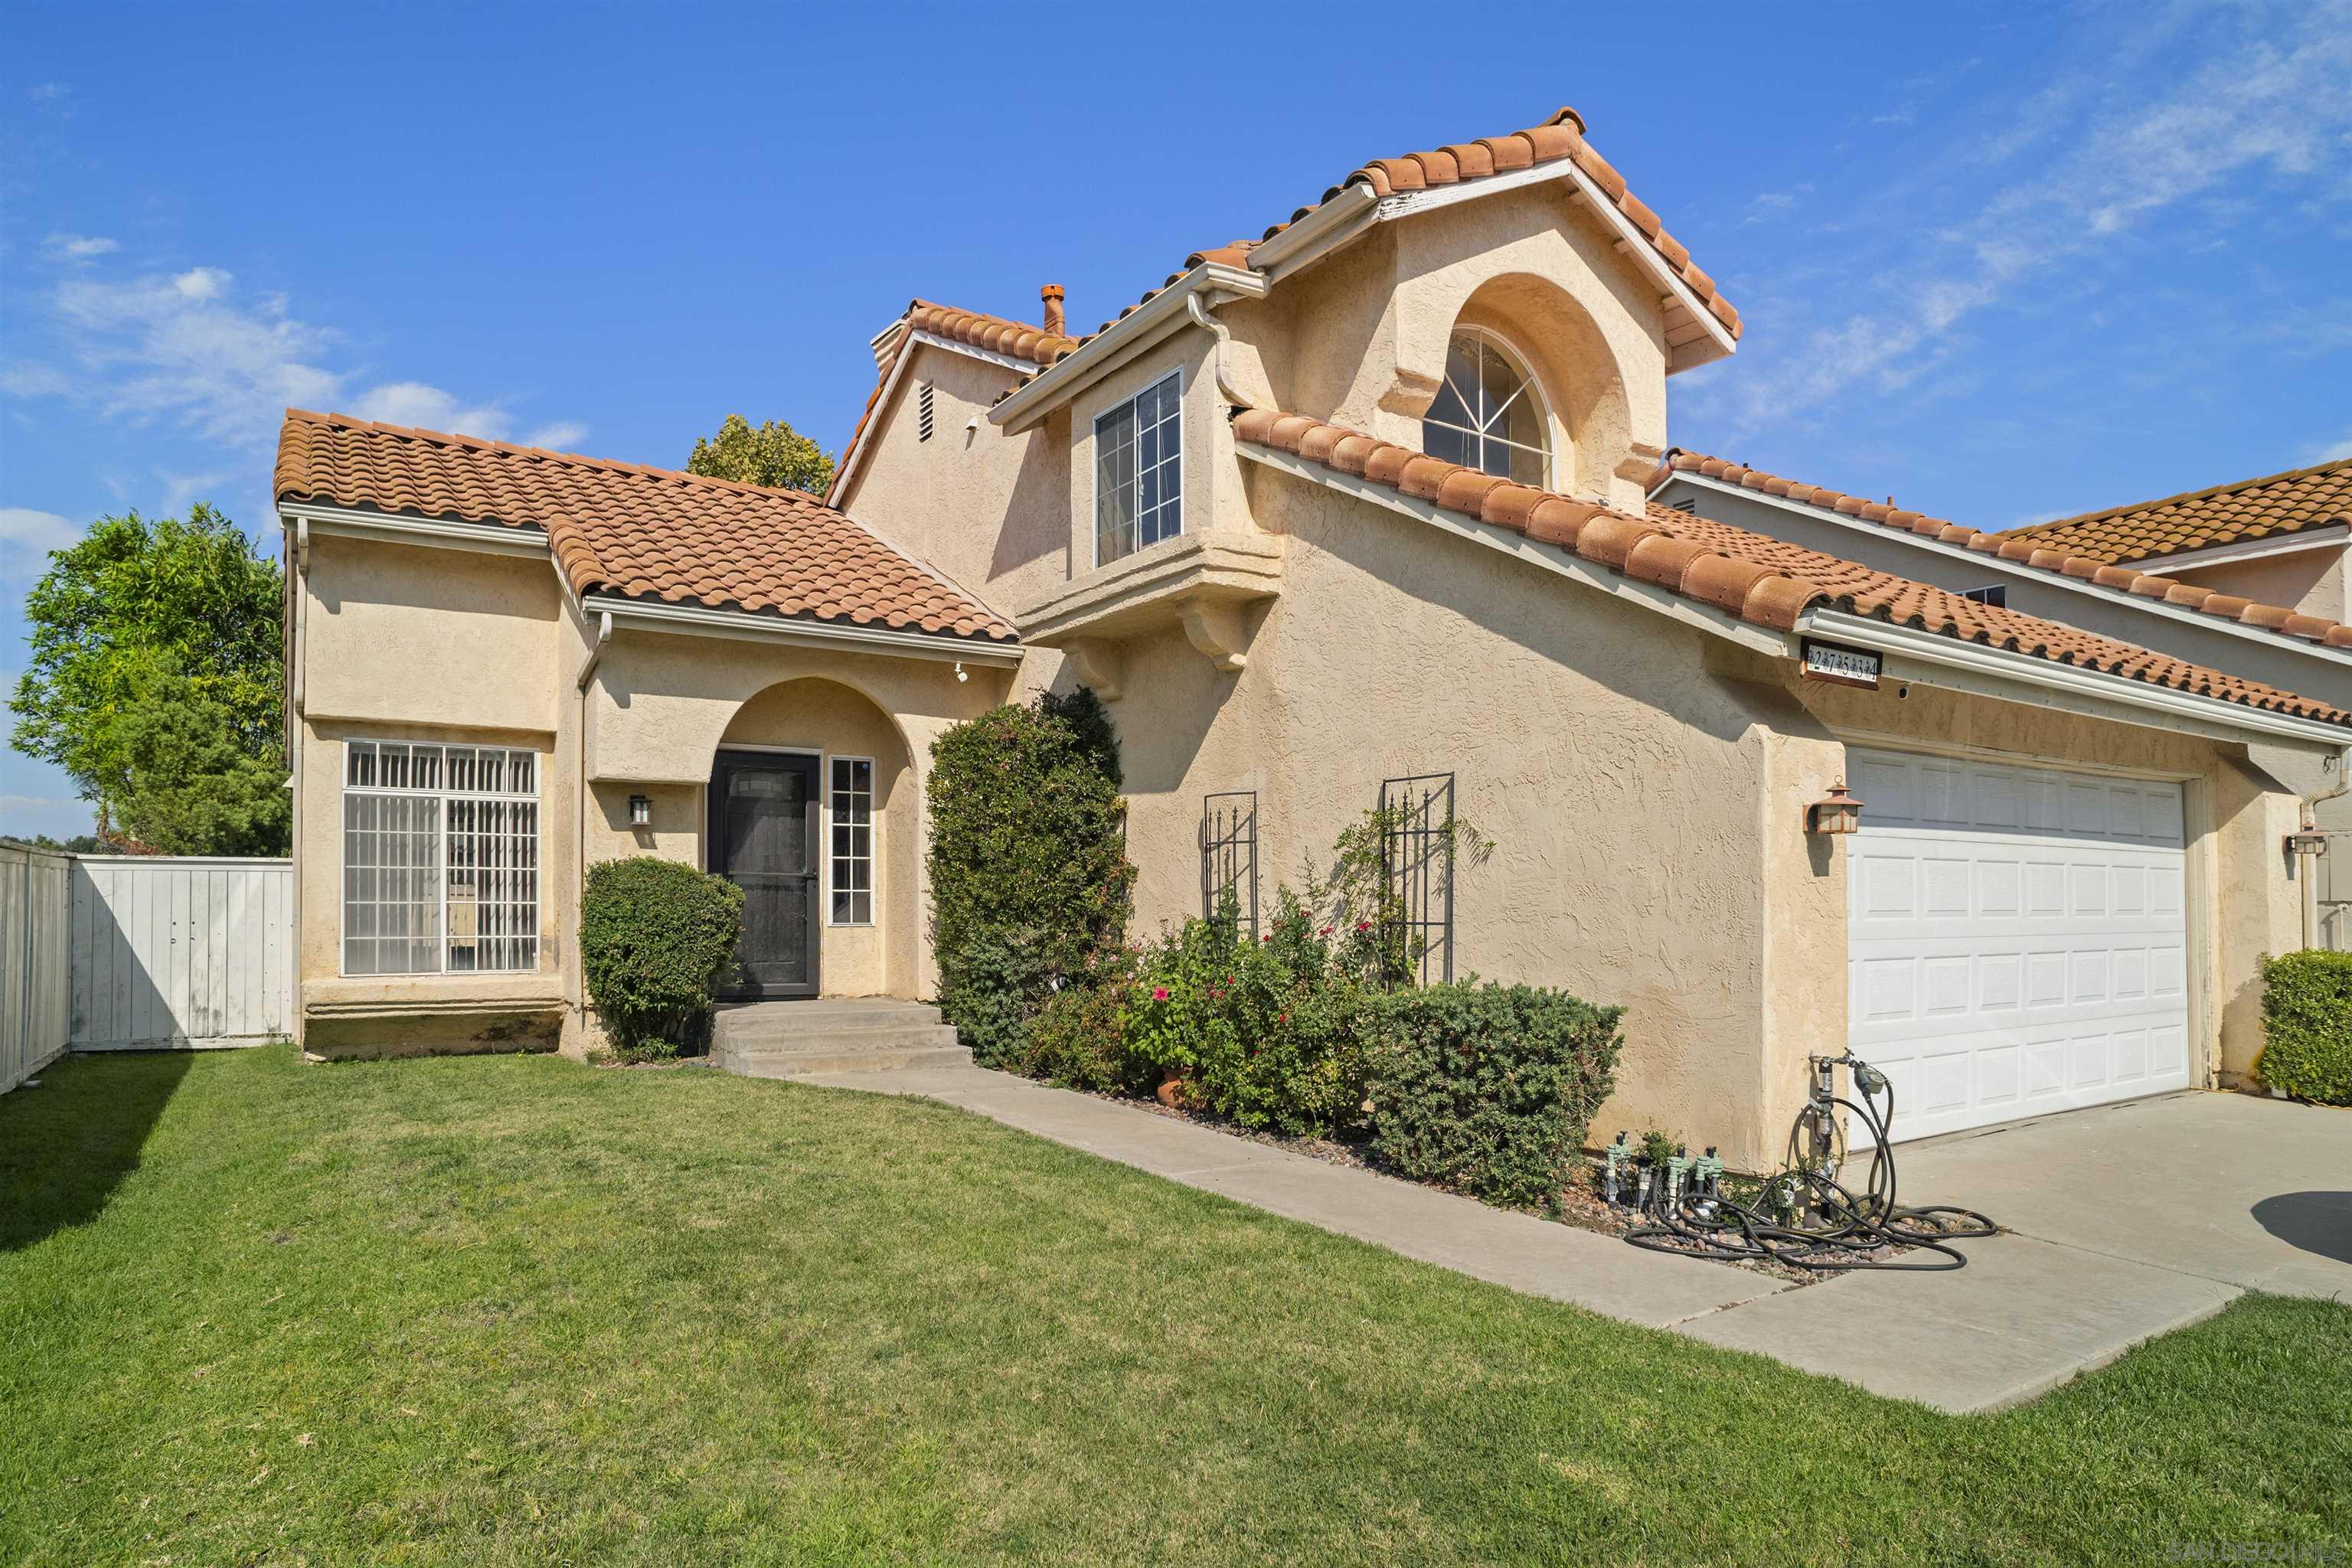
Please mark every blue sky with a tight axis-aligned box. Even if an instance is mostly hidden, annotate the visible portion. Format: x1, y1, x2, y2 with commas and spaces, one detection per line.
4, 1, 2348, 838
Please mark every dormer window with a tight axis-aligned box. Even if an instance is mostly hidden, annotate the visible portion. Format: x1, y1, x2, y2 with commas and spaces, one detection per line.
1423, 328, 1548, 487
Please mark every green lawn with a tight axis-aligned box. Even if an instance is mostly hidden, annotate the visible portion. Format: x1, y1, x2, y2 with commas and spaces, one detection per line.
2, 1050, 2347, 1567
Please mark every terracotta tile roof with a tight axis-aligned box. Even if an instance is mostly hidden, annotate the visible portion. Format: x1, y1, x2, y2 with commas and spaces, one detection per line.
1655, 451, 2352, 652
1993, 456, 2352, 565
276, 408, 1015, 643
899, 299, 1080, 368
1236, 410, 2350, 728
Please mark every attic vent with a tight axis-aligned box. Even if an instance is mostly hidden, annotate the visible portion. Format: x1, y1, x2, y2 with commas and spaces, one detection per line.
1962, 585, 2008, 609
1670, 496, 1697, 513
918, 382, 936, 442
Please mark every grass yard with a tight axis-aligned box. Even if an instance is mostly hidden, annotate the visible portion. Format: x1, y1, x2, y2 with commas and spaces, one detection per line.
3, 1050, 2348, 1566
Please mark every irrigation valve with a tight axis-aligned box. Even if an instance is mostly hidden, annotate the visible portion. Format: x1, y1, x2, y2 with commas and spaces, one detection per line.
1603, 1132, 1632, 1206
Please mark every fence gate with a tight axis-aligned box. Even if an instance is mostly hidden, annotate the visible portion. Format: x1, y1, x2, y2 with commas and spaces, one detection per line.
1200, 792, 1259, 941
69, 857, 295, 1051
1380, 773, 1456, 986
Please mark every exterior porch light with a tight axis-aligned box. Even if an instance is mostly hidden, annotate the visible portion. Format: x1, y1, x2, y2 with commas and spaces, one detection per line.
628, 794, 652, 828
1807, 782, 1864, 837
2285, 822, 2328, 859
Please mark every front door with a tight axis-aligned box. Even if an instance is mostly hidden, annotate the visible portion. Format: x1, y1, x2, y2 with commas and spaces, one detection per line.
709, 750, 822, 999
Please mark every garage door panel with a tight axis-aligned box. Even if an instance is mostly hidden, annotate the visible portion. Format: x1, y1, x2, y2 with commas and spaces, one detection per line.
1847, 750, 2192, 1142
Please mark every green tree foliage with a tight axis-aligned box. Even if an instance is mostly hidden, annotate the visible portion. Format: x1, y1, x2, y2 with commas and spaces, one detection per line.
8, 505, 284, 850
926, 688, 1133, 1065
686, 415, 835, 495
103, 654, 291, 856
579, 857, 746, 1060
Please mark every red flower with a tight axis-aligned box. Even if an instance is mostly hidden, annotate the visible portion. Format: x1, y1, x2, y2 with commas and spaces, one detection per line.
1152, 985, 1170, 1001
1354, 920, 1372, 933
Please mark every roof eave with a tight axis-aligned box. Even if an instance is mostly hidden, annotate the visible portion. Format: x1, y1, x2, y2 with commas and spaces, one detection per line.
579, 591, 1023, 665
989, 263, 1269, 434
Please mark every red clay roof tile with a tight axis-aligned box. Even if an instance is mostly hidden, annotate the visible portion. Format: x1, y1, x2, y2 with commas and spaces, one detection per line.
1993, 456, 2352, 564
276, 409, 1014, 645
1653, 450, 2352, 653
1236, 412, 2349, 727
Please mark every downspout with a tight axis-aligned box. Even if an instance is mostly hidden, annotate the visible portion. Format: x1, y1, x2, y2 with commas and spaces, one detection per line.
571, 609, 612, 1014
1187, 292, 1253, 410
2301, 748, 2348, 950
286, 515, 309, 1047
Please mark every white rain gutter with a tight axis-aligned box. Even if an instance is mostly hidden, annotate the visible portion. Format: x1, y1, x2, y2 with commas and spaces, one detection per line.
990, 263, 1269, 434
570, 607, 612, 1011
578, 593, 1022, 666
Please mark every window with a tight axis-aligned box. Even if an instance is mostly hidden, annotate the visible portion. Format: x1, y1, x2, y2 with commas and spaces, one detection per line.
1094, 370, 1182, 564
342, 740, 540, 975
917, 381, 935, 442
1423, 329, 1548, 486
829, 756, 874, 925
1962, 585, 2008, 609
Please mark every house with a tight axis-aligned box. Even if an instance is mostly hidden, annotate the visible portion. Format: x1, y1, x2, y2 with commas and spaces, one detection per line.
1648, 453, 2351, 936
276, 106, 2352, 1168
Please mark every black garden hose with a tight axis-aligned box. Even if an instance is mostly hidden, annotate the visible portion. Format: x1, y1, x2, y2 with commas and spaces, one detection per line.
1622, 1067, 1998, 1272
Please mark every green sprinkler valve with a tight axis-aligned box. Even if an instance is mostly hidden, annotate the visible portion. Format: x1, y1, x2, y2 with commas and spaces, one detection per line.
1603, 1132, 1632, 1206
1664, 1145, 1694, 1207
1694, 1146, 1725, 1200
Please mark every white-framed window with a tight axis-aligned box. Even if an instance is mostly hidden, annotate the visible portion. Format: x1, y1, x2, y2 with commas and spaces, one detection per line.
342, 739, 541, 976
1093, 369, 1182, 564
828, 756, 874, 926
1423, 328, 1549, 487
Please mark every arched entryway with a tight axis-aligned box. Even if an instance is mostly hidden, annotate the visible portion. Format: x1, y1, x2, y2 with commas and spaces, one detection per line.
710, 677, 917, 1001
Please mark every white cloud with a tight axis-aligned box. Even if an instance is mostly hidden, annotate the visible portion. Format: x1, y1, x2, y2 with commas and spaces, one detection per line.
158, 471, 230, 514
521, 420, 587, 451
348, 381, 511, 439
1742, 185, 1813, 225
0, 505, 81, 580
2298, 426, 2352, 465
13, 258, 580, 456
1691, 4, 2352, 440
42, 233, 118, 261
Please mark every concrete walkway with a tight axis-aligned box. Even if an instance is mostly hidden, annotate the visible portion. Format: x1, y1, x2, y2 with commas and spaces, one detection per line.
1681, 1090, 2349, 1410
789, 1063, 2348, 1413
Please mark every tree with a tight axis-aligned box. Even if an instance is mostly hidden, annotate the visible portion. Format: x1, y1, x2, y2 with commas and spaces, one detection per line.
686, 415, 834, 495
9, 504, 285, 849
103, 654, 290, 857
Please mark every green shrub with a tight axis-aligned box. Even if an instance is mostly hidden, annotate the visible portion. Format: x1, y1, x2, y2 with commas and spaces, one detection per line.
1360, 984, 1625, 1208
1019, 950, 1151, 1093
927, 688, 1133, 1065
580, 857, 744, 1060
1124, 891, 1374, 1137
2257, 949, 2352, 1105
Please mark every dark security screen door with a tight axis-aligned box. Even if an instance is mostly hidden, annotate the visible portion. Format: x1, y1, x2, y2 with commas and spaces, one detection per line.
710, 750, 820, 998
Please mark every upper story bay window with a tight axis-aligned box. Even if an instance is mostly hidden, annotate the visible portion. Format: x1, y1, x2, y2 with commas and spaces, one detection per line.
342, 740, 541, 976
1094, 370, 1182, 565
1423, 328, 1549, 488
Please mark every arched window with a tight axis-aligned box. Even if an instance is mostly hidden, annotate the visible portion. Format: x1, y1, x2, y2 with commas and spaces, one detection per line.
1423, 328, 1549, 486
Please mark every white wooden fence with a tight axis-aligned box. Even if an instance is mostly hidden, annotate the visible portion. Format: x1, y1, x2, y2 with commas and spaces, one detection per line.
69, 857, 295, 1053
0, 842, 74, 1096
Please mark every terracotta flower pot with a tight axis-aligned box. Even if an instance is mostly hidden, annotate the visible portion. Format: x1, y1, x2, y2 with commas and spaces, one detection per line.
1155, 1070, 1188, 1109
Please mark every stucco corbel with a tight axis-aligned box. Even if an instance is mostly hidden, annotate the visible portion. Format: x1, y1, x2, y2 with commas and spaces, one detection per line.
1179, 602, 1253, 675
1061, 638, 1125, 700
1374, 364, 1442, 423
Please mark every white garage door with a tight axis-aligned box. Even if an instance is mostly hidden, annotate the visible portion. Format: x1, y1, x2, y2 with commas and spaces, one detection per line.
1846, 748, 2192, 1143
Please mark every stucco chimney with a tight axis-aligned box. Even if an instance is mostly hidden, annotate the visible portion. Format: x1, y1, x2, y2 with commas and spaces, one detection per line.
1040, 283, 1065, 338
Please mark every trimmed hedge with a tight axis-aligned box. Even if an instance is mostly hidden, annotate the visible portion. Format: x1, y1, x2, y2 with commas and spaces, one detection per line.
580, 857, 744, 1059
927, 688, 1133, 1067
2257, 949, 2352, 1106
1361, 984, 1625, 1208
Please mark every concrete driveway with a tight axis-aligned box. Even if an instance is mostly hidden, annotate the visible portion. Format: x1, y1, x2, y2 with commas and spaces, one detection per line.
1897, 1089, 2351, 1298
1677, 1090, 2349, 1411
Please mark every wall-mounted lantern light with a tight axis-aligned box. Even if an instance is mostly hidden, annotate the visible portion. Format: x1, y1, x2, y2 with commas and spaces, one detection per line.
628, 794, 652, 828
1807, 782, 1864, 837
2285, 825, 2328, 859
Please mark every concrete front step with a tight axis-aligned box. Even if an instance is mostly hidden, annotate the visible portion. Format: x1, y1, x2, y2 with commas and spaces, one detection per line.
710, 998, 969, 1079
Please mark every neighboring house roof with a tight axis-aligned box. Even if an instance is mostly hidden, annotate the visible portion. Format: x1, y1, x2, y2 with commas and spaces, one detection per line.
1236, 410, 2350, 728
1654, 451, 2352, 652
1992, 456, 2352, 565
897, 300, 1079, 368
275, 408, 1016, 643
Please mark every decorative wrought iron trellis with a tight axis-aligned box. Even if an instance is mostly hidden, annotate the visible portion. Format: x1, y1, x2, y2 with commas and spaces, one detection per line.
1380, 773, 1455, 986
1200, 791, 1259, 941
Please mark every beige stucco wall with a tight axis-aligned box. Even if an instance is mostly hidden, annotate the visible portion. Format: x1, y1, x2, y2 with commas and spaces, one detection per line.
2174, 546, 2347, 626
290, 530, 1010, 1060
1070, 463, 2316, 1167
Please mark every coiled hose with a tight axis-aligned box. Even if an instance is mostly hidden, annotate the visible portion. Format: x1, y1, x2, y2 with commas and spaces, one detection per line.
1622, 1070, 1998, 1272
